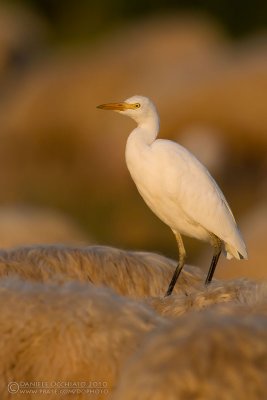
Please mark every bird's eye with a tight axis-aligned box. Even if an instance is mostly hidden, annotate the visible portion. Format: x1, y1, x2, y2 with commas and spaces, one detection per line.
135, 103, 141, 108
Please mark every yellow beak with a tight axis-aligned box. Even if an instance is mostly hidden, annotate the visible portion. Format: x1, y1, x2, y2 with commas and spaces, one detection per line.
97, 102, 135, 111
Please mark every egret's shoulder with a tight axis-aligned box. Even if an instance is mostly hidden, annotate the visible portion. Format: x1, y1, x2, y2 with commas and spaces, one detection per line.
152, 138, 205, 168
152, 138, 189, 154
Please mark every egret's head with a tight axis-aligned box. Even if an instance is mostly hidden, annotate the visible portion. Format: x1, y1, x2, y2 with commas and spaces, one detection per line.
97, 95, 158, 125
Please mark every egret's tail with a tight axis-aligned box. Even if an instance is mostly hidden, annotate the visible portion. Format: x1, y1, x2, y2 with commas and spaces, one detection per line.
225, 239, 248, 260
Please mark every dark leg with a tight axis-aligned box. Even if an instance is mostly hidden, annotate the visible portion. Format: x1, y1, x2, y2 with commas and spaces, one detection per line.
205, 235, 222, 285
205, 251, 221, 284
165, 232, 186, 297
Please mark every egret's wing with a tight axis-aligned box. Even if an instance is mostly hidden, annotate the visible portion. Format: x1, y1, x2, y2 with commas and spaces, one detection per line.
152, 140, 245, 252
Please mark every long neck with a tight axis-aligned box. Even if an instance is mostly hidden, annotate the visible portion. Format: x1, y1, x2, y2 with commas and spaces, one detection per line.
132, 114, 160, 145
125, 118, 159, 180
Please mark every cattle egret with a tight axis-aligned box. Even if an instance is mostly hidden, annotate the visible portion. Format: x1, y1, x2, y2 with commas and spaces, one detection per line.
97, 96, 248, 296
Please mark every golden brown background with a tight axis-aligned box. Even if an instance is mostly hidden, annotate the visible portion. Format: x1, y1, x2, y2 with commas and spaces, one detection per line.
0, 0, 266, 280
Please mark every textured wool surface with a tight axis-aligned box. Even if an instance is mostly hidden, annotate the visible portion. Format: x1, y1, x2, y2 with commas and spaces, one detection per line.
1, 245, 266, 399
147, 279, 267, 317
113, 304, 267, 400
0, 278, 166, 399
0, 244, 204, 297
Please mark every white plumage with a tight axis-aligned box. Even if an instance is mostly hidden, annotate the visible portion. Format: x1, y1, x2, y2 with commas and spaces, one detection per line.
97, 95, 247, 295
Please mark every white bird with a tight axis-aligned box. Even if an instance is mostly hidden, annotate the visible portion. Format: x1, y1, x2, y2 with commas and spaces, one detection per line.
97, 95, 248, 296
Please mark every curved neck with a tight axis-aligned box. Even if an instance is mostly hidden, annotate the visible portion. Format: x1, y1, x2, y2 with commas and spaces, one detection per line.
133, 115, 160, 145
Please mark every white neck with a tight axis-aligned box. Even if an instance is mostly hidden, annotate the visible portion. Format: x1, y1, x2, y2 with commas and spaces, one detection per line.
130, 114, 160, 145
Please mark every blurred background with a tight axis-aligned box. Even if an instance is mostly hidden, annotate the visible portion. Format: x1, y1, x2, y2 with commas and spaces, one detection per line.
0, 0, 266, 279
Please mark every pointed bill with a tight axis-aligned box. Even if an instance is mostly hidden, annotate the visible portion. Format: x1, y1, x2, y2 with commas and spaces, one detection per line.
97, 102, 135, 111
